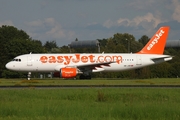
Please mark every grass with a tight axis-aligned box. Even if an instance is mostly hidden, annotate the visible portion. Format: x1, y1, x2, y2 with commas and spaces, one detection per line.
0, 88, 180, 119
1, 78, 180, 86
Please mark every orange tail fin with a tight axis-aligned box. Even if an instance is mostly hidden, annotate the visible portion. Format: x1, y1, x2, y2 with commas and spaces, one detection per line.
137, 26, 170, 54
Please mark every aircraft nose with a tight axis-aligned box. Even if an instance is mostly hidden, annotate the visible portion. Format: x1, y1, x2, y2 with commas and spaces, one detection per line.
5, 62, 13, 70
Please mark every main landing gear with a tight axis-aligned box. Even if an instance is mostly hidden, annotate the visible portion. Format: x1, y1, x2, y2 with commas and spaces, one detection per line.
79, 74, 91, 79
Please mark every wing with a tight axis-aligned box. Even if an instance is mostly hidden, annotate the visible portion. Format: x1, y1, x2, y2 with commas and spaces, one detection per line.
66, 61, 115, 72
54, 61, 115, 72
74, 61, 113, 68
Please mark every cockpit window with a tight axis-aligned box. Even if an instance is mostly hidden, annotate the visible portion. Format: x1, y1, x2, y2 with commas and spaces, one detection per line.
12, 59, 21, 62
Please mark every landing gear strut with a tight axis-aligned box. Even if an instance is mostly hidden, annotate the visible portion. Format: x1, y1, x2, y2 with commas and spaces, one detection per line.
27, 72, 31, 80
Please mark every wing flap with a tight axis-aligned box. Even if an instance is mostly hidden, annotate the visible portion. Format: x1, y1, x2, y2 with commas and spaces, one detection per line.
65, 61, 114, 70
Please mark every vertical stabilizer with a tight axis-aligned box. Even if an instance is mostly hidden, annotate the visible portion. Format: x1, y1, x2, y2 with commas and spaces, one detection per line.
137, 26, 170, 54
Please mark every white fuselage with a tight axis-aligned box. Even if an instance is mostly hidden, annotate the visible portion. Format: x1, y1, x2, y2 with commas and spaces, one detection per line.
5, 53, 172, 72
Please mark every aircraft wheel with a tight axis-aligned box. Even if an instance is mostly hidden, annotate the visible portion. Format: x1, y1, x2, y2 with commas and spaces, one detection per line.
86, 75, 91, 79
79, 75, 85, 79
27, 72, 31, 80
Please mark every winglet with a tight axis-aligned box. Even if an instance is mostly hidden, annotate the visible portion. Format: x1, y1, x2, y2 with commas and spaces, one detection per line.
137, 26, 170, 54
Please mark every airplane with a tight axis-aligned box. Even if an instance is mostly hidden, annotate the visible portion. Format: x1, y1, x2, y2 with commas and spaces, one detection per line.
5, 26, 172, 80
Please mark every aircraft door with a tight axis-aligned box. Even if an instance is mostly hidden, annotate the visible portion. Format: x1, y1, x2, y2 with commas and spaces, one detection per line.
27, 55, 32, 66
136, 55, 142, 65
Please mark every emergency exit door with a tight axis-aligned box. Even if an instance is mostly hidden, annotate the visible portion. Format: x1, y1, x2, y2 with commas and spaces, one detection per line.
136, 55, 142, 65
27, 55, 32, 66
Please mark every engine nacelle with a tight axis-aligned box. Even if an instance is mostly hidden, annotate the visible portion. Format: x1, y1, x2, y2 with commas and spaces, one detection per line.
53, 68, 77, 78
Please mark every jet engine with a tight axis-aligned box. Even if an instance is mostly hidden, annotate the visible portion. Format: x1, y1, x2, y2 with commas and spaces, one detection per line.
53, 68, 78, 78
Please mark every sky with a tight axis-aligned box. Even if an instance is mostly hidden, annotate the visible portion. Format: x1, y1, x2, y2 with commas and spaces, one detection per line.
0, 0, 180, 47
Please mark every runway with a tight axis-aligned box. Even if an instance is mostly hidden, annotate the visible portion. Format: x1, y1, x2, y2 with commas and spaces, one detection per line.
1, 85, 180, 89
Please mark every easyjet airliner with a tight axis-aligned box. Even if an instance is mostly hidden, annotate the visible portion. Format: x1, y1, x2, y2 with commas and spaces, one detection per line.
6, 26, 172, 80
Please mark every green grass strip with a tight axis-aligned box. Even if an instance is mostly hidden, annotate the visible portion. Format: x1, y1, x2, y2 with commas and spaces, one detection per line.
0, 88, 180, 120
1, 78, 180, 86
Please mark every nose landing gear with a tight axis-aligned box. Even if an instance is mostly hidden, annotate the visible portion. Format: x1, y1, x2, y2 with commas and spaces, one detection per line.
27, 72, 31, 80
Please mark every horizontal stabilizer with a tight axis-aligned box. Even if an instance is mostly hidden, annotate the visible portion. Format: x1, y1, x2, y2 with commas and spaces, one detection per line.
151, 56, 173, 63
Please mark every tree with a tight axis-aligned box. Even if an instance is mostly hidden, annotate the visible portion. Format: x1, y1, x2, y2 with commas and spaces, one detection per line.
0, 26, 29, 77
0, 25, 45, 78
43, 40, 58, 52
138, 35, 149, 46
60, 45, 71, 53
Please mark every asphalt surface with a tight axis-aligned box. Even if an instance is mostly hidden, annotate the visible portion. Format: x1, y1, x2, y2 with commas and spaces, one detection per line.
1, 85, 180, 89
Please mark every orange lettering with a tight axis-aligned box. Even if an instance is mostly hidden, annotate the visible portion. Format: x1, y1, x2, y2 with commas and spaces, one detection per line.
57, 56, 64, 63
72, 54, 80, 63
112, 56, 122, 64
97, 56, 104, 63
40, 56, 48, 63
104, 56, 112, 62
64, 56, 72, 65
81, 56, 88, 63
88, 55, 95, 63
39, 55, 123, 65
49, 56, 56, 63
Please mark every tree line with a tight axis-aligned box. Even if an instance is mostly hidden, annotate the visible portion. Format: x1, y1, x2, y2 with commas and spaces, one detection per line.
0, 25, 180, 79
